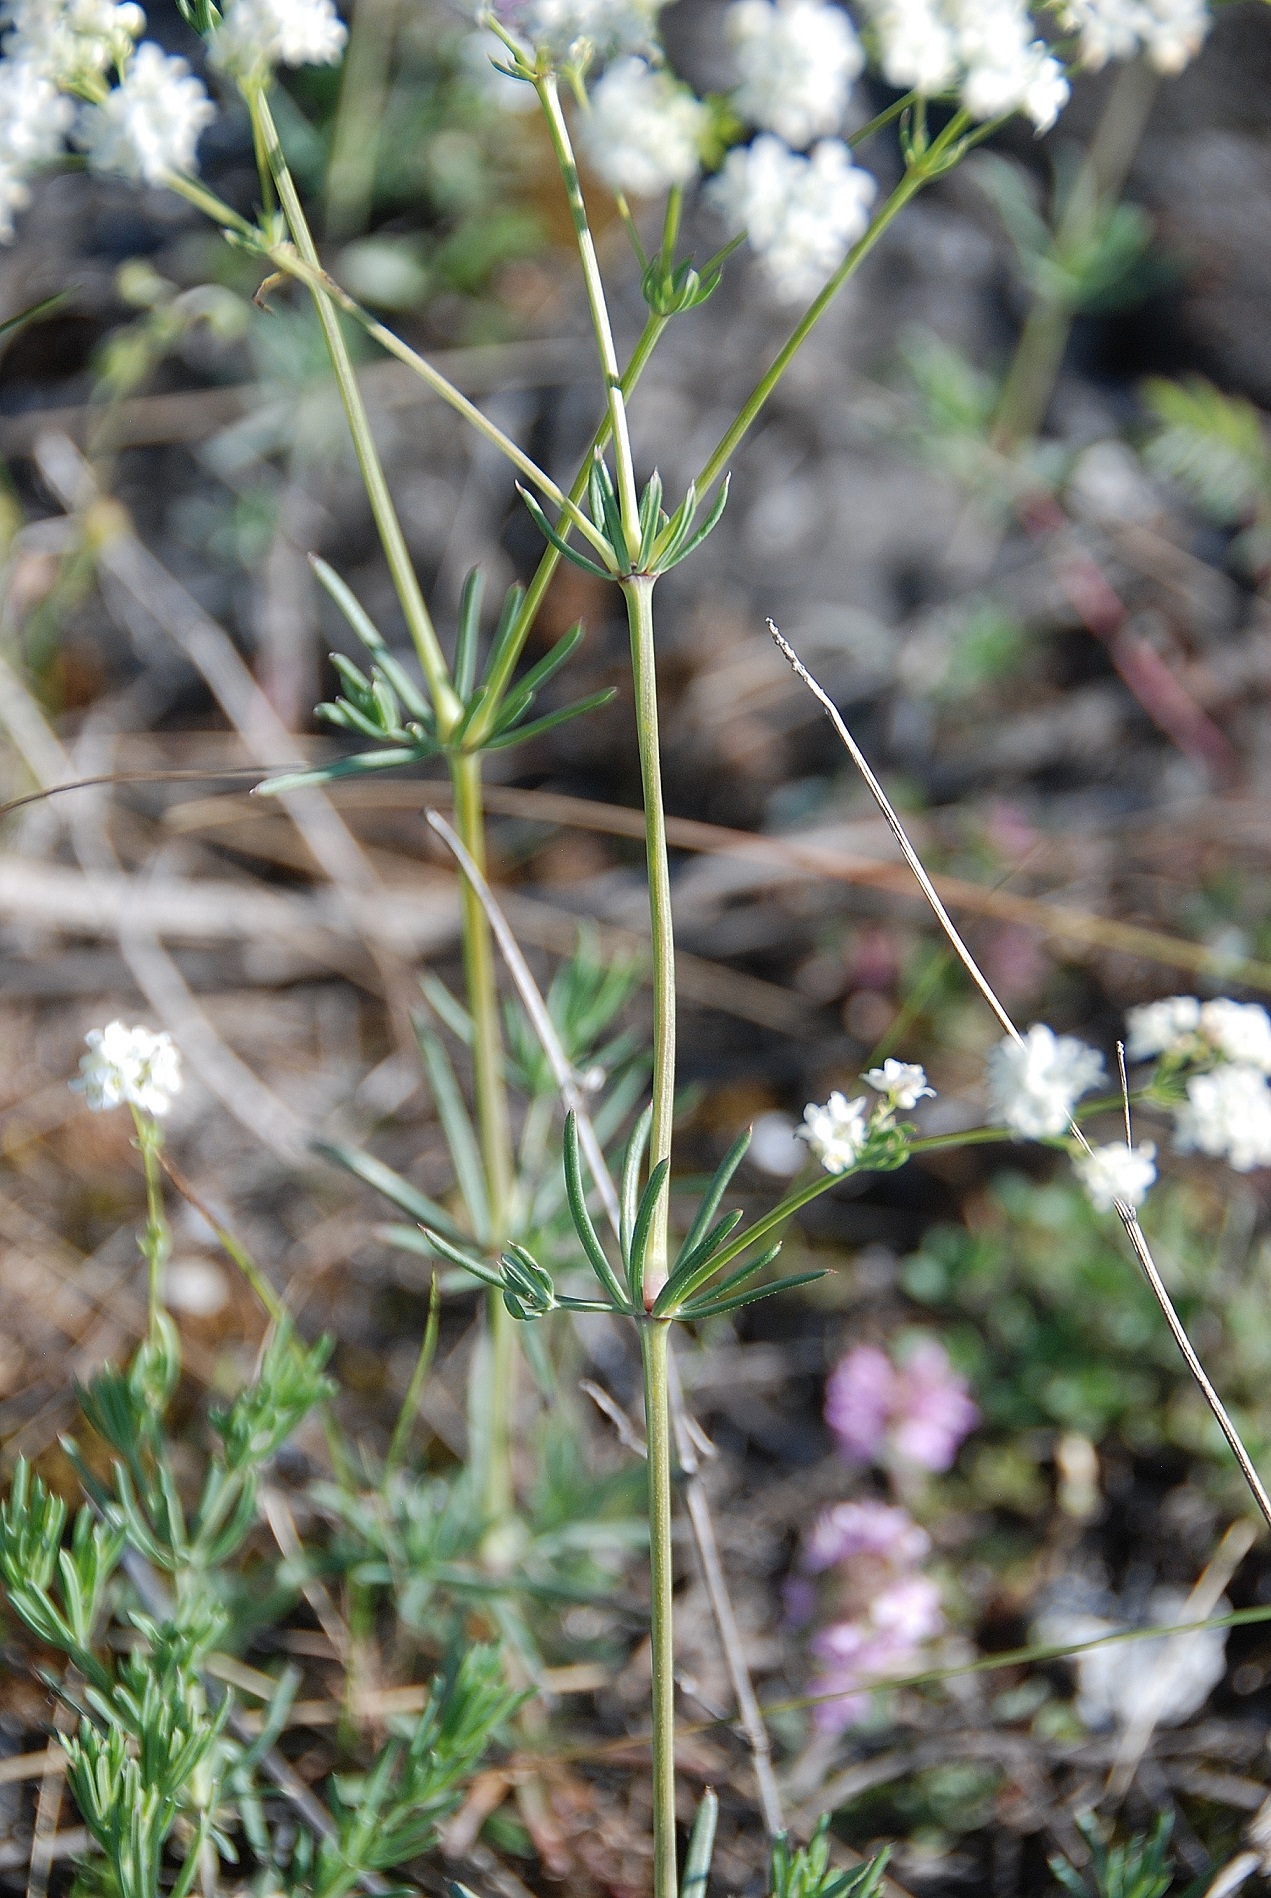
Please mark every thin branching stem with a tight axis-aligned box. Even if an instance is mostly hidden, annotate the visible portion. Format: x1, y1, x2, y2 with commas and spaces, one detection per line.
773, 623, 1271, 1531
245, 89, 461, 731
535, 70, 641, 547
692, 111, 972, 498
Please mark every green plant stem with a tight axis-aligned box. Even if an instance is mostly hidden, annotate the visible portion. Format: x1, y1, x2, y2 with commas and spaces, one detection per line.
133, 1112, 169, 1323
270, 249, 611, 555
535, 71, 641, 547
640, 1318, 677, 1898
990, 57, 1158, 451
470, 312, 665, 736
451, 750, 518, 1525
246, 88, 461, 732
623, 575, 675, 1304
324, 0, 401, 240
693, 114, 971, 497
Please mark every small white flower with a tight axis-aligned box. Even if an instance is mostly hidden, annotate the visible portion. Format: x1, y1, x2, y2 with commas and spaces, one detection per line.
1174, 1064, 1271, 1173
799, 1089, 871, 1173
80, 40, 214, 184
857, 0, 1069, 131
709, 134, 876, 302
211, 0, 345, 76
864, 1059, 934, 1112
73, 1020, 183, 1117
725, 0, 863, 148
581, 56, 706, 196
1, 0, 144, 87
1199, 998, 1271, 1075
1074, 1140, 1157, 1212
506, 0, 666, 63
0, 54, 72, 238
988, 1024, 1105, 1139
1060, 0, 1209, 72
1126, 994, 1202, 1060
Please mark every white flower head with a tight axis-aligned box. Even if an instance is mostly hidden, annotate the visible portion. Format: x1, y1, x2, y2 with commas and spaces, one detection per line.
581, 56, 706, 196
988, 1023, 1105, 1139
725, 0, 863, 148
1126, 994, 1201, 1060
799, 1089, 870, 1173
1060, 0, 1209, 72
1074, 1140, 1157, 1213
709, 134, 876, 302
73, 1020, 183, 1117
857, 0, 1068, 131
864, 1058, 934, 1112
505, 0, 666, 64
1174, 1064, 1271, 1173
80, 41, 214, 184
211, 0, 345, 76
0, 53, 73, 238
1198, 999, 1271, 1075
1, 0, 145, 87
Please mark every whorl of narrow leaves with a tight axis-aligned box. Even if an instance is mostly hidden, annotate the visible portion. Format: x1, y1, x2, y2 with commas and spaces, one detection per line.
769, 1819, 890, 1898
262, 560, 615, 795
520, 456, 730, 581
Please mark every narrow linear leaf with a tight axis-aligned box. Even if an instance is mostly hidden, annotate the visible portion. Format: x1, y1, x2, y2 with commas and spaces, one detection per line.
259, 747, 426, 796
627, 1157, 670, 1300
653, 1209, 747, 1315
564, 1112, 629, 1310
682, 1269, 824, 1320
311, 556, 433, 722
481, 583, 526, 688
621, 1104, 653, 1265
419, 973, 474, 1046
519, 485, 615, 582
661, 474, 731, 572
678, 1125, 751, 1267
316, 1140, 467, 1243
495, 621, 585, 727
485, 690, 617, 751
418, 1226, 504, 1289
413, 1017, 491, 1243
454, 567, 485, 701
674, 1240, 783, 1312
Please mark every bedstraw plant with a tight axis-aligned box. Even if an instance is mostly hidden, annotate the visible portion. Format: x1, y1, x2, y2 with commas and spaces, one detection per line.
0, 0, 1262, 1889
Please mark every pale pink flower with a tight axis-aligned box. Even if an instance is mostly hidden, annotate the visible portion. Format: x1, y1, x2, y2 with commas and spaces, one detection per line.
890, 1340, 980, 1472
803, 1499, 930, 1573
824, 1342, 892, 1461
825, 1338, 977, 1472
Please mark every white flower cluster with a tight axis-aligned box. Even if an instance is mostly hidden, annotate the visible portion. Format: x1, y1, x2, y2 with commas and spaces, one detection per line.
495, 0, 666, 66
1060, 0, 1209, 72
859, 0, 1068, 130
1127, 994, 1271, 1173
0, 0, 350, 242
582, 56, 705, 196
799, 1061, 933, 1174
710, 133, 876, 300
73, 1020, 183, 1118
210, 0, 346, 80
727, 0, 863, 148
1073, 1140, 1157, 1212
988, 1023, 1105, 1139
0, 0, 213, 230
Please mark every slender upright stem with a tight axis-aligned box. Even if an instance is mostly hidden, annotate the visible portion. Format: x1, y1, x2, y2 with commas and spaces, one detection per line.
641, 1318, 677, 1898
535, 72, 641, 547
990, 58, 1158, 451
451, 751, 518, 1525
693, 115, 972, 497
624, 575, 675, 1304
470, 314, 665, 736
247, 88, 461, 732
135, 1113, 169, 1322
